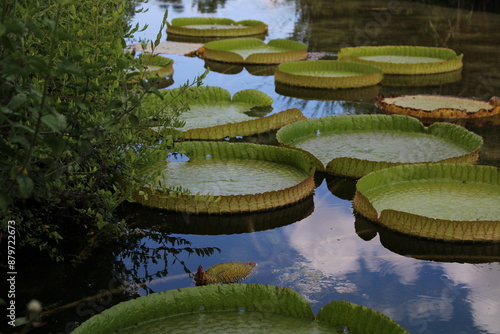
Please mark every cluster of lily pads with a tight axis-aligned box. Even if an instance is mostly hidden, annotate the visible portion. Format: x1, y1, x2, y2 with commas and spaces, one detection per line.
79, 14, 500, 334
129, 15, 500, 240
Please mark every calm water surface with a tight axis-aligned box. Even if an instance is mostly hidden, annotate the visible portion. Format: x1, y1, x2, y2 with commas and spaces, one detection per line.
19, 1, 500, 333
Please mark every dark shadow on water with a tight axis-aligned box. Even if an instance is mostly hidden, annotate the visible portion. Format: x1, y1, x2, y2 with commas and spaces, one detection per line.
120, 195, 315, 235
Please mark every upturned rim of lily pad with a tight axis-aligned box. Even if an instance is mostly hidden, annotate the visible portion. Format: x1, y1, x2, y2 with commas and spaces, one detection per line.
338, 45, 463, 75
353, 163, 500, 242
274, 60, 383, 89
376, 94, 500, 119
71, 284, 409, 334
144, 86, 304, 140
167, 17, 268, 37
202, 38, 308, 64
276, 114, 483, 178
134, 141, 317, 214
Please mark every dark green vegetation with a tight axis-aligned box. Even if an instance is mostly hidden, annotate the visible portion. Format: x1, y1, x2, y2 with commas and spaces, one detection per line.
0, 0, 205, 261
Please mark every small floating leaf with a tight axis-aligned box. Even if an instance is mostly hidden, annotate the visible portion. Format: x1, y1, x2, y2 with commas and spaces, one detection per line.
194, 262, 256, 285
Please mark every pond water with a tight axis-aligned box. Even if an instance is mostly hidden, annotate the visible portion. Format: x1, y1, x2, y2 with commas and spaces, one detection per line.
18, 1, 500, 333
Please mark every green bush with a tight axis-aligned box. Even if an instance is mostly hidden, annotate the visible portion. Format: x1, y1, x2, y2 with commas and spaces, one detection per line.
0, 0, 205, 261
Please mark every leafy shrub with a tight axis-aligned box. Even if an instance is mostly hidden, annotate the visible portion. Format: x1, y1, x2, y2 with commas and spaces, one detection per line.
0, 0, 205, 261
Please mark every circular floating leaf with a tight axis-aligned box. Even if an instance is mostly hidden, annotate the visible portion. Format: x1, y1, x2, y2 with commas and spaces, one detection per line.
353, 163, 500, 242
144, 86, 303, 140
274, 60, 383, 89
276, 114, 482, 178
376, 94, 500, 119
338, 45, 463, 75
134, 141, 316, 214
167, 17, 268, 38
72, 284, 408, 334
202, 38, 308, 64
194, 262, 256, 285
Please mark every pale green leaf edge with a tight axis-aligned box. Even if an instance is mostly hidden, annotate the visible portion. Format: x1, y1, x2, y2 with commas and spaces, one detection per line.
72, 284, 409, 334
338, 45, 463, 75
276, 114, 483, 178
353, 163, 500, 242
275, 60, 383, 89
134, 141, 317, 213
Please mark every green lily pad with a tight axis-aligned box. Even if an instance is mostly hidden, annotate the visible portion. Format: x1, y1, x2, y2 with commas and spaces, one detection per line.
144, 86, 303, 140
202, 38, 308, 64
276, 114, 482, 178
134, 141, 316, 214
353, 163, 500, 242
338, 46, 463, 75
167, 17, 268, 38
274, 60, 383, 89
72, 284, 409, 334
376, 94, 500, 119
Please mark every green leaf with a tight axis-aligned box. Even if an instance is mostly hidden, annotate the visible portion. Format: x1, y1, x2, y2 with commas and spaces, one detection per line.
44, 135, 66, 156
7, 94, 28, 110
16, 175, 34, 198
41, 113, 67, 132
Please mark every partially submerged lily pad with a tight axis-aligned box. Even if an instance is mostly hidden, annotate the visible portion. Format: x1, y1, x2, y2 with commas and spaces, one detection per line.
134, 141, 316, 214
274, 60, 383, 89
202, 38, 308, 64
338, 45, 463, 75
72, 284, 409, 334
144, 86, 304, 140
376, 94, 500, 119
276, 114, 482, 178
167, 17, 268, 38
353, 163, 500, 242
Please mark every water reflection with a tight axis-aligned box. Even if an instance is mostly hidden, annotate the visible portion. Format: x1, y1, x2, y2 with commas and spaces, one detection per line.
121, 196, 315, 235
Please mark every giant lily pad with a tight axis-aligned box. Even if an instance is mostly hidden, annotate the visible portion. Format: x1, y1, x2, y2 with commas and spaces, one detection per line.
353, 163, 500, 242
167, 17, 268, 38
202, 38, 308, 64
145, 86, 303, 140
276, 114, 483, 178
338, 46, 463, 75
274, 60, 383, 89
376, 94, 500, 119
134, 141, 316, 214
72, 284, 409, 334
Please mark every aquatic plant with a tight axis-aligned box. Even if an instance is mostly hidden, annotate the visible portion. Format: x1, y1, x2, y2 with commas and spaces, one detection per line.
376, 94, 500, 119
167, 17, 267, 38
143, 86, 304, 140
133, 141, 317, 213
338, 45, 463, 74
276, 114, 482, 178
353, 163, 500, 242
274, 60, 383, 89
202, 38, 308, 64
72, 284, 409, 333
